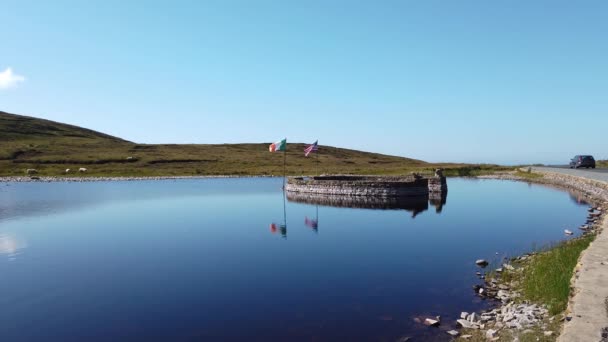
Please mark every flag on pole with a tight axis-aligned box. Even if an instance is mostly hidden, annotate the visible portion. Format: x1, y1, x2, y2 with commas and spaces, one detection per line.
269, 138, 287, 152
304, 140, 318, 157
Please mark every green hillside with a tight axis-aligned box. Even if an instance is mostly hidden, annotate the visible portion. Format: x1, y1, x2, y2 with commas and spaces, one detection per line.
0, 110, 491, 177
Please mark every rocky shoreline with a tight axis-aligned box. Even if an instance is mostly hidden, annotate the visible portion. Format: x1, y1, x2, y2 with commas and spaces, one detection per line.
444, 171, 608, 341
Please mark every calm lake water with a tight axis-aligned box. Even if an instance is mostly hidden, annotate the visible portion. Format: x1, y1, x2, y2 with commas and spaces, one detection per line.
0, 178, 590, 341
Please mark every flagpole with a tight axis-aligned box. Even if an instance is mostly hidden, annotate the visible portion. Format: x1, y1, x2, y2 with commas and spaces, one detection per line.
282, 186, 287, 238
283, 148, 286, 189
316, 147, 319, 176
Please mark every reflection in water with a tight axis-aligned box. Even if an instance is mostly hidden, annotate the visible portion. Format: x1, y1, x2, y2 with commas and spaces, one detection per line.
305, 205, 319, 233
569, 192, 590, 206
286, 191, 448, 218
0, 233, 27, 260
305, 216, 318, 231
270, 223, 288, 238
429, 191, 448, 213
270, 192, 288, 238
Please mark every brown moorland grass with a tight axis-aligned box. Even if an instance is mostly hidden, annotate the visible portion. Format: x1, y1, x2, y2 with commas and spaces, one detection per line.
0, 110, 508, 177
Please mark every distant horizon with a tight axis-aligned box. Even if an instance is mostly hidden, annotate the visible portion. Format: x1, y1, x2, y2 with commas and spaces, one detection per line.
1, 1, 606, 165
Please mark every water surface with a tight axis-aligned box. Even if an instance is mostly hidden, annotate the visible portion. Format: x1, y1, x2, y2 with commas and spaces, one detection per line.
0, 178, 590, 341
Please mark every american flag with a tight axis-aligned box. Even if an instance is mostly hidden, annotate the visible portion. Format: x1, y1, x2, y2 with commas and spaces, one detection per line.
304, 140, 318, 157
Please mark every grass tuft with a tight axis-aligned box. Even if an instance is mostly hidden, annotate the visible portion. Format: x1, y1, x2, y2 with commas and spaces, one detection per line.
520, 234, 594, 315
514, 170, 544, 180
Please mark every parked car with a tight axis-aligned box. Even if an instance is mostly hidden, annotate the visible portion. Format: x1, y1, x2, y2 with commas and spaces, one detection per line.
569, 155, 596, 169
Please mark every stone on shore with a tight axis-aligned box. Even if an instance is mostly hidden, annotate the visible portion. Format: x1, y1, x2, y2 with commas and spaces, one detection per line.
446, 330, 459, 337
457, 319, 476, 329
423, 318, 439, 327
486, 329, 498, 339
476, 259, 489, 266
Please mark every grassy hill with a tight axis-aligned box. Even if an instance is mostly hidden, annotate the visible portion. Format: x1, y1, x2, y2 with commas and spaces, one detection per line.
0, 110, 498, 177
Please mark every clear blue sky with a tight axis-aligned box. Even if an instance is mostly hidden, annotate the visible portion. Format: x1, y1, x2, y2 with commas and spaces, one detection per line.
1, 0, 606, 165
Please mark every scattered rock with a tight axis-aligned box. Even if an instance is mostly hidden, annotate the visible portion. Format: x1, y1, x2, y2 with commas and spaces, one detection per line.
486, 329, 498, 339
446, 330, 459, 337
544, 331, 554, 336
424, 318, 439, 327
457, 319, 475, 329
476, 259, 489, 267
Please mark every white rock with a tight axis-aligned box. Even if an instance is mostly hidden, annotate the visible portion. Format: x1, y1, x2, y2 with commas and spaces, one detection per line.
424, 318, 439, 327
565, 229, 573, 235
457, 319, 474, 328
476, 259, 489, 266
460, 312, 469, 319
446, 330, 459, 337
486, 329, 498, 339
544, 331, 554, 336
469, 312, 477, 322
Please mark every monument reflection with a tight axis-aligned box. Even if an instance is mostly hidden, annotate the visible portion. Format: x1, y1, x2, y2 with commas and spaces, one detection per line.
286, 191, 447, 218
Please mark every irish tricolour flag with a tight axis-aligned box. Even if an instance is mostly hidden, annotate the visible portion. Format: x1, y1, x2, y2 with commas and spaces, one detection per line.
269, 138, 286, 152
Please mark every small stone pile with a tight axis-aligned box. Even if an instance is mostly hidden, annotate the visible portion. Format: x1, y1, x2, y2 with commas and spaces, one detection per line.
458, 302, 549, 330
457, 299, 550, 340
456, 256, 555, 340
583, 207, 603, 231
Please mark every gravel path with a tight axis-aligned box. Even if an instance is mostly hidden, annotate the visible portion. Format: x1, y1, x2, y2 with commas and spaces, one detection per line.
533, 167, 608, 182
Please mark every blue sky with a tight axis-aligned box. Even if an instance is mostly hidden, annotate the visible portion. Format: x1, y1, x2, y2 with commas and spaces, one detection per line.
1, 0, 606, 165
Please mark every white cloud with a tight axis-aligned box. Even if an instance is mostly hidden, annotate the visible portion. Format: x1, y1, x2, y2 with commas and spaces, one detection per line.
0, 67, 26, 89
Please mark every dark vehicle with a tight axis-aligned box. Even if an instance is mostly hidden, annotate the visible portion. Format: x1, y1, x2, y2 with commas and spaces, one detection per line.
569, 155, 596, 169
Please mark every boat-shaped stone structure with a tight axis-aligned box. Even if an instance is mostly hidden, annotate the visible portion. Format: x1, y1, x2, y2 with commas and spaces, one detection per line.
285, 169, 447, 198
285, 170, 448, 216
